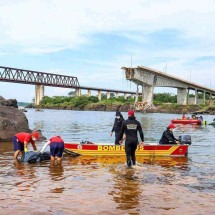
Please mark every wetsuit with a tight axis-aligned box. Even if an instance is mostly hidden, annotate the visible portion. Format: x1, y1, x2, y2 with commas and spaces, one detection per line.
111, 116, 124, 145
119, 116, 144, 167
159, 129, 178, 144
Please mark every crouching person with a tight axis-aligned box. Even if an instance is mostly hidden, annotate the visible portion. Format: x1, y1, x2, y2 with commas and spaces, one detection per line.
12, 131, 40, 160
41, 136, 64, 164
159, 124, 179, 145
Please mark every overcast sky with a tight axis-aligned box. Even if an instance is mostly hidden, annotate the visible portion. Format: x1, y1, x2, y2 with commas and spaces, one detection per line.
0, 0, 215, 102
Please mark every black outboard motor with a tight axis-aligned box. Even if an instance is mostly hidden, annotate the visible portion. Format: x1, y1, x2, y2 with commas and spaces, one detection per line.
21, 151, 50, 163
179, 134, 192, 145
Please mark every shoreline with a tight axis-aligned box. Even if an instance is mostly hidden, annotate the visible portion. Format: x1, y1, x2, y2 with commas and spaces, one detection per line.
30, 103, 215, 115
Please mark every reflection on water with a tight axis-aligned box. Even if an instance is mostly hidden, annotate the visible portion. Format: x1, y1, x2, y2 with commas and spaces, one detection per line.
109, 166, 142, 213
1, 110, 215, 214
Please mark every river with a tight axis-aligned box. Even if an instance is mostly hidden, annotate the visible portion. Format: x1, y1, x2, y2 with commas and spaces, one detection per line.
0, 109, 215, 214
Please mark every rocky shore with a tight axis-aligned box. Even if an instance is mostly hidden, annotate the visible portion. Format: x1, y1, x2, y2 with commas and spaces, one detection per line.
0, 96, 31, 142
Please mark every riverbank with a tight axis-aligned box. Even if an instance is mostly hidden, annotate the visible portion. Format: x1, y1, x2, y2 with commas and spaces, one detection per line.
26, 95, 215, 114
29, 103, 215, 114
148, 104, 215, 114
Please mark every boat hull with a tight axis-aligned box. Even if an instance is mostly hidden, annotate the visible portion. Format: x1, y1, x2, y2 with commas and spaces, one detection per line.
64, 143, 188, 157
171, 119, 201, 124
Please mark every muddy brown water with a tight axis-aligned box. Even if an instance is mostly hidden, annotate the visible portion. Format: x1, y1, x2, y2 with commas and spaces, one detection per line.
0, 109, 215, 214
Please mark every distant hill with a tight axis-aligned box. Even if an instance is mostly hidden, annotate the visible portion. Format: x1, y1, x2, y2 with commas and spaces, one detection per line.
17, 102, 31, 107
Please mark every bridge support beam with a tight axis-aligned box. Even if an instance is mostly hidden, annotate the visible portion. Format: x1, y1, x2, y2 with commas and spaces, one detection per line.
35, 84, 44, 105
98, 90, 102, 101
124, 93, 127, 99
142, 85, 154, 104
209, 93, 212, 106
194, 89, 198, 105
177, 88, 187, 105
87, 90, 91, 96
116, 92, 120, 98
75, 88, 81, 96
203, 91, 206, 105
107, 92, 110, 99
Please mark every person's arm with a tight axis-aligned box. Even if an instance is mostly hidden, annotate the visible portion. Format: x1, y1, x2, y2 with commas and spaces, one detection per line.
24, 141, 28, 152
137, 122, 144, 144
119, 122, 126, 144
163, 131, 177, 143
31, 141, 37, 151
40, 141, 51, 153
110, 120, 115, 136
173, 134, 178, 141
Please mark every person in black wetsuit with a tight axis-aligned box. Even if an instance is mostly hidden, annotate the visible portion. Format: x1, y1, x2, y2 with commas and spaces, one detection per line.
119, 110, 144, 167
159, 124, 179, 144
110, 111, 125, 145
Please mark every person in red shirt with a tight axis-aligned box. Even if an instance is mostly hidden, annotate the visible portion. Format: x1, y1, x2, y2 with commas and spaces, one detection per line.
40, 136, 65, 163
182, 114, 187, 119
12, 132, 40, 160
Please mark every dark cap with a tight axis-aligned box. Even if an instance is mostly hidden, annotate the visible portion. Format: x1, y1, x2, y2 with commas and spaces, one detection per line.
115, 111, 121, 116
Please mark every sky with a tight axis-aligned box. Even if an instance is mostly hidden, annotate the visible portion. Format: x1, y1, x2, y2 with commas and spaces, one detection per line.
0, 0, 215, 102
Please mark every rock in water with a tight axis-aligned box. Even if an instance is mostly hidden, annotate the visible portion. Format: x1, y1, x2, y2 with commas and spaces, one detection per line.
0, 96, 18, 108
0, 106, 30, 142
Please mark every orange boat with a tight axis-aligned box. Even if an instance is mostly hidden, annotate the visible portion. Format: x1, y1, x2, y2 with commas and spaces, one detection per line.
64, 143, 189, 157
171, 119, 201, 124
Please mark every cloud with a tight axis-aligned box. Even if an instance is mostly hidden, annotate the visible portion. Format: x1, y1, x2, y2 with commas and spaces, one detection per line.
0, 0, 215, 102
0, 0, 215, 54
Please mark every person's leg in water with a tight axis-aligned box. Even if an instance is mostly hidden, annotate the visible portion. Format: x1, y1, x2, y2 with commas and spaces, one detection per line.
115, 131, 120, 145
50, 142, 58, 163
56, 142, 64, 164
130, 143, 137, 165
125, 143, 132, 167
51, 155, 55, 163
12, 136, 24, 160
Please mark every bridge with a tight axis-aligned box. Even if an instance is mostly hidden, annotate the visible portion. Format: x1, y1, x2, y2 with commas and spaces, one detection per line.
122, 66, 215, 110
0, 66, 138, 105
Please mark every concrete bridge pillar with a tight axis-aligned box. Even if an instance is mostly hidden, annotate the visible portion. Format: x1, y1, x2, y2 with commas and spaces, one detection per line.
87, 90, 91, 96
177, 88, 187, 105
209, 93, 212, 106
203, 91, 206, 104
124, 93, 127, 99
116, 92, 120, 98
35, 84, 44, 105
194, 89, 198, 105
141, 85, 144, 102
75, 88, 81, 96
98, 90, 102, 101
107, 92, 110, 99
142, 85, 154, 104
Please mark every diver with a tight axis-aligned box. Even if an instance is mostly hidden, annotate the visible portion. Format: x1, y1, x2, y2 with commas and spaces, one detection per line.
110, 111, 125, 145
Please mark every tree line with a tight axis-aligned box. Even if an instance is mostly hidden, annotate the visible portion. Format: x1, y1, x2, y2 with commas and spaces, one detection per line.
35, 92, 178, 108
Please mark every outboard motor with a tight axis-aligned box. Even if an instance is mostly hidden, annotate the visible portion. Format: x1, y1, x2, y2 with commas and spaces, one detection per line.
179, 134, 192, 145
21, 151, 50, 163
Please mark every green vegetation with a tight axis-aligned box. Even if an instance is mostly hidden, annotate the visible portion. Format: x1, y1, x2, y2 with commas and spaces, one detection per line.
153, 93, 177, 104
37, 95, 135, 109
39, 95, 99, 109
26, 92, 215, 114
